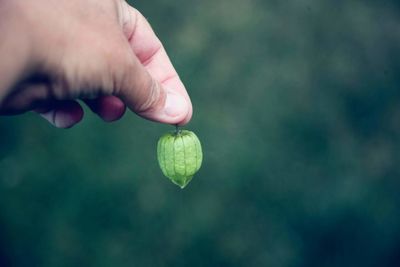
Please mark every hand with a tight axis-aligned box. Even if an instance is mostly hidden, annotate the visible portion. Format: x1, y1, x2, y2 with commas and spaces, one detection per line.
0, 0, 192, 128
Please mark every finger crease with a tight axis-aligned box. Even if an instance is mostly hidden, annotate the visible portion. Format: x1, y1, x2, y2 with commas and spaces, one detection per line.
142, 45, 162, 67
128, 8, 140, 42
161, 73, 178, 85
138, 79, 160, 113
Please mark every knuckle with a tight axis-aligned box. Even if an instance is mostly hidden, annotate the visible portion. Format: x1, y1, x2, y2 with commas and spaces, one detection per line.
135, 79, 165, 114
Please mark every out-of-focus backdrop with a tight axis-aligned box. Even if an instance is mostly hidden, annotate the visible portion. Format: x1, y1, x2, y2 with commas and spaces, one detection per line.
1, 0, 400, 266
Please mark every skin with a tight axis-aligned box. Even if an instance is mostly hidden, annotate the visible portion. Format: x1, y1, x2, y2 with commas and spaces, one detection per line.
0, 0, 192, 128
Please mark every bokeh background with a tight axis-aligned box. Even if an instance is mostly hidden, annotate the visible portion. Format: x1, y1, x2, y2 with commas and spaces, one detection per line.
1, 0, 400, 266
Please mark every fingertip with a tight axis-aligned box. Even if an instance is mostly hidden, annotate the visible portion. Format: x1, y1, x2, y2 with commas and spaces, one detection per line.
158, 75, 193, 126
84, 96, 126, 122
163, 89, 189, 118
39, 101, 84, 129
137, 88, 191, 125
177, 101, 193, 126
166, 90, 193, 126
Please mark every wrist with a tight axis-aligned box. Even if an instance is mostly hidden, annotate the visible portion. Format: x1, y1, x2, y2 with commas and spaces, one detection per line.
0, 0, 35, 103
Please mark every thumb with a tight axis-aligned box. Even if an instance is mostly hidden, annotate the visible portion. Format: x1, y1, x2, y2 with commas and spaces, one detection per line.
114, 50, 190, 125
114, 4, 192, 125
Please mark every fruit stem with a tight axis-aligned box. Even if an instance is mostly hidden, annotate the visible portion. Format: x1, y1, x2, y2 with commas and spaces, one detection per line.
175, 124, 181, 135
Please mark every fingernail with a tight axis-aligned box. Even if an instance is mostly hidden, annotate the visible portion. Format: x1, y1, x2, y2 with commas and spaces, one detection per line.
39, 108, 83, 129
53, 110, 78, 128
40, 111, 56, 126
164, 90, 188, 118
40, 110, 74, 128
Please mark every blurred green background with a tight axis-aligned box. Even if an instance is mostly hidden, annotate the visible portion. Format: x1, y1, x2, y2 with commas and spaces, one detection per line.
1, 0, 400, 266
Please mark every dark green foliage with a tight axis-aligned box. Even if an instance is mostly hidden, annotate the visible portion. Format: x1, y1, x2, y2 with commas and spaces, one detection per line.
1, 0, 400, 266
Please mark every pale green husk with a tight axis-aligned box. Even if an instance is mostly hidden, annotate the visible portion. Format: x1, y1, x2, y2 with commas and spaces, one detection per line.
157, 130, 203, 188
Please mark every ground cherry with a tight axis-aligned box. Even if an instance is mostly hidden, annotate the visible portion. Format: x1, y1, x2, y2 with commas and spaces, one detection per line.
157, 129, 202, 188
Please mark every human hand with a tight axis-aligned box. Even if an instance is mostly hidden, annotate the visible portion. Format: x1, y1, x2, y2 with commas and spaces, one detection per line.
0, 0, 192, 128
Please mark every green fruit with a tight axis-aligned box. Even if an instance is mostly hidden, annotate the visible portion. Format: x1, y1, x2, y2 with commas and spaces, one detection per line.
157, 130, 202, 189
